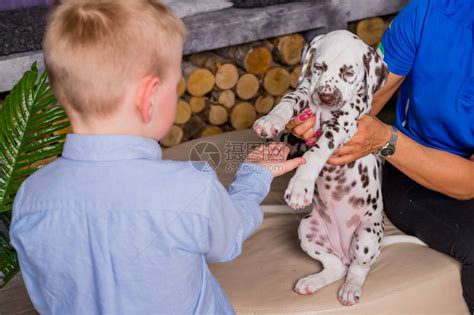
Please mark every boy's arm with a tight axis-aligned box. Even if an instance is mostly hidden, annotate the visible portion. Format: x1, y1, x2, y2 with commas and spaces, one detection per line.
204, 163, 272, 263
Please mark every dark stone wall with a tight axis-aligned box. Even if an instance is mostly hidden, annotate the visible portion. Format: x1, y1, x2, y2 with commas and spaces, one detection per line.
0, 0, 53, 11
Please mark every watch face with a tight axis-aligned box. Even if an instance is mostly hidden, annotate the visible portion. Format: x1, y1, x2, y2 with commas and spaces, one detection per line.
381, 146, 395, 157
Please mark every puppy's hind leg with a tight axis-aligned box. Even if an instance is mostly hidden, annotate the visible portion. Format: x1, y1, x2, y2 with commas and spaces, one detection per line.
339, 215, 384, 306
294, 212, 348, 295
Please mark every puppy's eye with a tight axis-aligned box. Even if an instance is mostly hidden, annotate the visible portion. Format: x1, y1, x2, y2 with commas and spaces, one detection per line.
314, 64, 324, 72
344, 71, 355, 77
339, 65, 355, 80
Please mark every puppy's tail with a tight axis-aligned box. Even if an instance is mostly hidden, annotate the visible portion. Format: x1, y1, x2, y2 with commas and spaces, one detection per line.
381, 235, 427, 248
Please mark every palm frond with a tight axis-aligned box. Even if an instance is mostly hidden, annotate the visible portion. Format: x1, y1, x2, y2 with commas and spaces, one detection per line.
0, 233, 18, 287
0, 63, 70, 287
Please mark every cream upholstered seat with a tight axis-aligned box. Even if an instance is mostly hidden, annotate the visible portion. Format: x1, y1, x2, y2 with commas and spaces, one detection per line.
163, 129, 468, 315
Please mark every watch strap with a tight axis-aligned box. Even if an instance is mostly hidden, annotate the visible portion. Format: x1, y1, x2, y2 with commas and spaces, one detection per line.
388, 126, 398, 147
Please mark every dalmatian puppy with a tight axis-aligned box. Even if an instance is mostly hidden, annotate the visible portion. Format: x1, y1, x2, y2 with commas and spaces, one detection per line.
253, 30, 424, 306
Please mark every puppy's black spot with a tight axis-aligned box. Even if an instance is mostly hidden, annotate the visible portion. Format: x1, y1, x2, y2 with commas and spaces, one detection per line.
322, 62, 328, 72
373, 64, 388, 93
299, 100, 307, 110
364, 247, 369, 254
362, 174, 370, 188
363, 52, 372, 74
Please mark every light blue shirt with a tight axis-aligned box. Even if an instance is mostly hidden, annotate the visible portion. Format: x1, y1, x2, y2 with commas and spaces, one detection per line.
10, 134, 273, 315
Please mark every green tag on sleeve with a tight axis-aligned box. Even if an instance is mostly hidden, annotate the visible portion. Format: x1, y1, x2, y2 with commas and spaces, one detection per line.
378, 42, 385, 55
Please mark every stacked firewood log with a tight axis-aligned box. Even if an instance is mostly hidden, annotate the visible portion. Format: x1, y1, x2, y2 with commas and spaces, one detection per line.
348, 15, 394, 48
160, 33, 305, 147
161, 14, 394, 147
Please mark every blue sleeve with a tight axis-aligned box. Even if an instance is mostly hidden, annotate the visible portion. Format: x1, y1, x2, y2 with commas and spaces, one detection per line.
381, 0, 430, 76
204, 163, 272, 263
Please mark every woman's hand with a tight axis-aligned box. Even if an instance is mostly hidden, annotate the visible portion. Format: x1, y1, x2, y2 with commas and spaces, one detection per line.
328, 115, 391, 165
285, 109, 319, 145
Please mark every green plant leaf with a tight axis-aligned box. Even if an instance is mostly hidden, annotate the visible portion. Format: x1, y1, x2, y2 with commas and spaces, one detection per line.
0, 63, 71, 286
0, 233, 19, 288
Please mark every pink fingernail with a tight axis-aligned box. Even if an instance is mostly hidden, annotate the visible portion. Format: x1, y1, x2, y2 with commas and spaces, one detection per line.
298, 112, 310, 122
314, 128, 322, 138
306, 139, 316, 147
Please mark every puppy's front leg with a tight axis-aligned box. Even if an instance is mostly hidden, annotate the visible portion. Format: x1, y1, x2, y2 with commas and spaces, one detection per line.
253, 87, 311, 138
285, 119, 354, 209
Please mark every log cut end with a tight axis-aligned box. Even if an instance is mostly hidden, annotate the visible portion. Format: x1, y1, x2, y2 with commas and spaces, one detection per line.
231, 102, 257, 130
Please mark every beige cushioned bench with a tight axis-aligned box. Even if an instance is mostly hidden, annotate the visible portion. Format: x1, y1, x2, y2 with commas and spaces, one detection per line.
164, 129, 469, 315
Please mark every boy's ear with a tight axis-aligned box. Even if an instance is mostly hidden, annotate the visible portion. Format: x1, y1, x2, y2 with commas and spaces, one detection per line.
137, 76, 160, 123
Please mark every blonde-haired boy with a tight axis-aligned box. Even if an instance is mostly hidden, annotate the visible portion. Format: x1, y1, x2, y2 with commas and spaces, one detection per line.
10, 0, 304, 314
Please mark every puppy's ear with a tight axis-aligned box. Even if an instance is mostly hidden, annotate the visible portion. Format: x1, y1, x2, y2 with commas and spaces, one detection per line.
363, 46, 388, 104
297, 34, 324, 87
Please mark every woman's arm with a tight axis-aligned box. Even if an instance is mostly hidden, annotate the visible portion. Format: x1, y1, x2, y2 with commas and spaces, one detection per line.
328, 116, 474, 200
371, 73, 405, 115
388, 130, 474, 200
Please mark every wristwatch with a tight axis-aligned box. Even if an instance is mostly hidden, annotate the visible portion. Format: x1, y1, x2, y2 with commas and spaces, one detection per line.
377, 126, 398, 158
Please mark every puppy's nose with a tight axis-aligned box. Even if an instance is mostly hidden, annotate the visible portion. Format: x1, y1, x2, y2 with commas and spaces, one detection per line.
319, 93, 334, 104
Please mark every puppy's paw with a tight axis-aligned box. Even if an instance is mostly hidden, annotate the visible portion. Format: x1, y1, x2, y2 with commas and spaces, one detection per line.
293, 275, 325, 295
285, 176, 314, 209
338, 282, 362, 306
253, 114, 288, 138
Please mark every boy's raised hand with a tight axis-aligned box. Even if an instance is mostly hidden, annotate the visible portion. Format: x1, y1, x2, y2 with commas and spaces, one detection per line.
244, 143, 306, 177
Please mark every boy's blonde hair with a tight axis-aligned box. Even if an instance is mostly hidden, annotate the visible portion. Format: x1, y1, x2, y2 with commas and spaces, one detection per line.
43, 0, 187, 119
